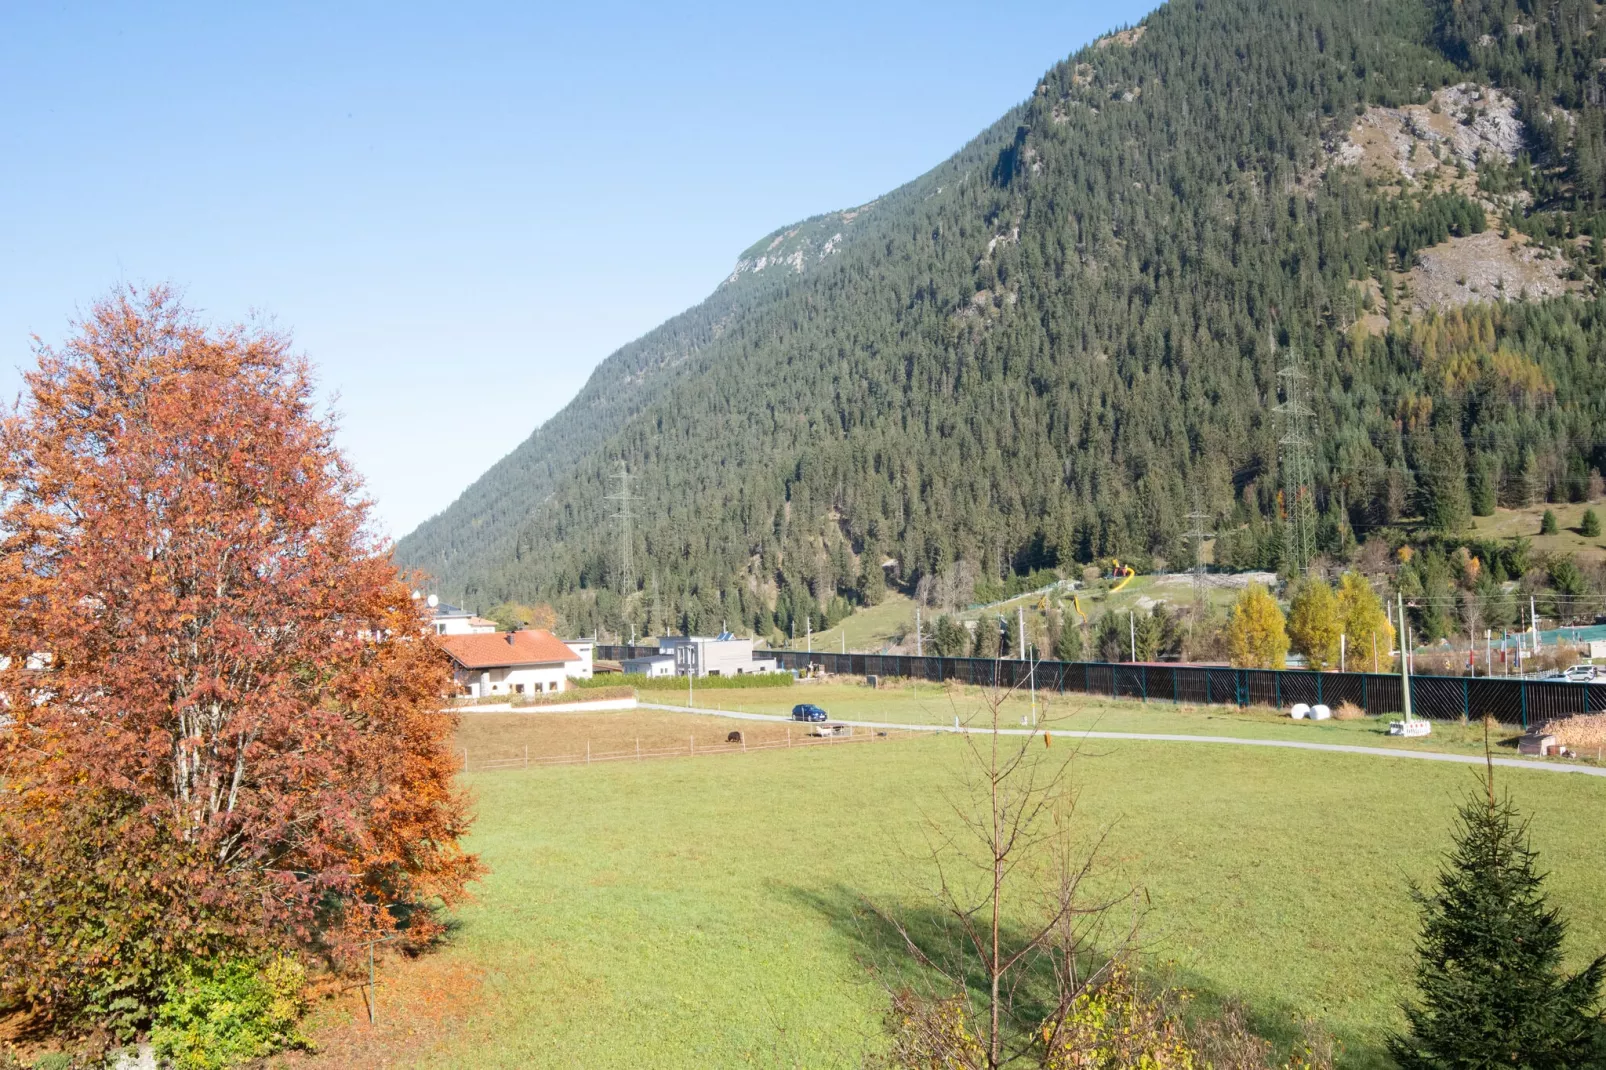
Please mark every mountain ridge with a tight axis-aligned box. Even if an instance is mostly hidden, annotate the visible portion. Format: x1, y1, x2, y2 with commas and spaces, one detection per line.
398, 0, 1606, 646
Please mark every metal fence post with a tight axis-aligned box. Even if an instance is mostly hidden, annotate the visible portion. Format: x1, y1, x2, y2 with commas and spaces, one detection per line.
1463, 679, 1470, 724
1141, 666, 1148, 702
1316, 675, 1323, 705
1275, 675, 1281, 710
1520, 682, 1528, 730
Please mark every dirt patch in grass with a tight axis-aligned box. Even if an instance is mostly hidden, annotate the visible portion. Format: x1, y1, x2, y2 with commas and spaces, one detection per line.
281, 954, 485, 1069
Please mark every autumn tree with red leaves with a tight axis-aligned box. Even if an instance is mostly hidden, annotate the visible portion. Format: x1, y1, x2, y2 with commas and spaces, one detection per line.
0, 288, 478, 1026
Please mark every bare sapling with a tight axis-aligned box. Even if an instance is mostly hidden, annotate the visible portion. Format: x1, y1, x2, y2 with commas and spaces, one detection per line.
869, 675, 1142, 1069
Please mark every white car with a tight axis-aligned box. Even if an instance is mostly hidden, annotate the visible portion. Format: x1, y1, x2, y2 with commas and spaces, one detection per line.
1563, 664, 1599, 683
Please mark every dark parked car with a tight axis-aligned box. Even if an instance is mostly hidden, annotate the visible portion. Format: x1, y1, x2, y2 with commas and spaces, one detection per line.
791, 703, 828, 722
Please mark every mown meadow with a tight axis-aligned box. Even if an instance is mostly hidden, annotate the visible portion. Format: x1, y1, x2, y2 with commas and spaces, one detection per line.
296, 699, 1606, 1069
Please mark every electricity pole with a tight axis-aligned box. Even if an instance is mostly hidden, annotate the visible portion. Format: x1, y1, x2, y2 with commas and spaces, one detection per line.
1275, 344, 1317, 576
606, 461, 637, 598
1398, 592, 1414, 722
1184, 492, 1213, 659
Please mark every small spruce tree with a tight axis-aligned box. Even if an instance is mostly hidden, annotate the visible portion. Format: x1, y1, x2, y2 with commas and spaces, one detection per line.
1055, 617, 1084, 662
857, 553, 887, 606
1391, 762, 1606, 1068
1541, 509, 1560, 535
1582, 508, 1602, 539
972, 616, 1000, 659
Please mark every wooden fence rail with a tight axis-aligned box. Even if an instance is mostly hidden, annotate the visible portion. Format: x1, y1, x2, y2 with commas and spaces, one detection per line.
460, 725, 922, 774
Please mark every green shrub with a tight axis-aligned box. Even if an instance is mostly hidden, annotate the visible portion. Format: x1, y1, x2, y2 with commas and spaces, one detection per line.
1541, 509, 1559, 535
1582, 508, 1601, 538
149, 956, 306, 1070
511, 685, 633, 706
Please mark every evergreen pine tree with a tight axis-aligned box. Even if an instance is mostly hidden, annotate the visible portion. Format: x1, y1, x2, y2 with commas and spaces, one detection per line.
1542, 509, 1560, 536
1054, 618, 1084, 662
857, 551, 887, 606
1391, 766, 1606, 1068
1094, 612, 1127, 663
1469, 455, 1498, 517
972, 617, 1000, 659
1582, 509, 1602, 539
934, 615, 968, 657
1421, 420, 1472, 534
1134, 610, 1166, 661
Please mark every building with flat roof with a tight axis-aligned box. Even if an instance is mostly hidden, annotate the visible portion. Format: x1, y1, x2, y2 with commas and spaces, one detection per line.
621, 653, 676, 677
655, 635, 777, 677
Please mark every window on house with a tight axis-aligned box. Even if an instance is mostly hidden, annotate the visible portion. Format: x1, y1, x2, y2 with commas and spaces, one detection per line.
514, 684, 525, 694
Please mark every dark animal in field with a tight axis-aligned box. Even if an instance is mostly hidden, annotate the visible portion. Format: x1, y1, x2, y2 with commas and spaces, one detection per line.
726, 730, 743, 744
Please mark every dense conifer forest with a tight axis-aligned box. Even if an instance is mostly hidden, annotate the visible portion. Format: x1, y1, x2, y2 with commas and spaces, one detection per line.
397, 0, 1606, 642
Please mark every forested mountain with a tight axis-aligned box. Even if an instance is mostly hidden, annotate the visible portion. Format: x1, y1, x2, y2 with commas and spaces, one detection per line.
397, 0, 1606, 641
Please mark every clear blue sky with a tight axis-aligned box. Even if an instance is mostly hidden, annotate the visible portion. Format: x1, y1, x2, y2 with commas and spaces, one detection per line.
1, 0, 1157, 539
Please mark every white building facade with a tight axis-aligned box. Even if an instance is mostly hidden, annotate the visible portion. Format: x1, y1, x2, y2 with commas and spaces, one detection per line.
438, 630, 583, 699
655, 635, 777, 677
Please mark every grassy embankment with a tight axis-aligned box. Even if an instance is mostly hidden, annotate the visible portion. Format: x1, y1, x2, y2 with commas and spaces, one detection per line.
295, 696, 1606, 1069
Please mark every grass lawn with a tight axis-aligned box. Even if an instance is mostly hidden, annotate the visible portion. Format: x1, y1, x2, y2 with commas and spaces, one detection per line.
790, 592, 918, 655
294, 702, 1606, 1069
646, 680, 1606, 765
1469, 496, 1606, 562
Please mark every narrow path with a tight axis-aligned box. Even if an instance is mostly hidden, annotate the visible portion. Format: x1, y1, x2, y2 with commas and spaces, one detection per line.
638, 702, 1606, 779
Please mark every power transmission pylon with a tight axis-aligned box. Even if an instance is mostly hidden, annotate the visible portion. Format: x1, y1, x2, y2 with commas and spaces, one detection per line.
1184, 492, 1213, 612
1184, 490, 1213, 659
607, 461, 637, 596
1275, 346, 1318, 576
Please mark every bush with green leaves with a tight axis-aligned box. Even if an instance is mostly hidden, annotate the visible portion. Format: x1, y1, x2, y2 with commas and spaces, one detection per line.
149, 956, 307, 1070
1583, 508, 1602, 539
1542, 509, 1560, 535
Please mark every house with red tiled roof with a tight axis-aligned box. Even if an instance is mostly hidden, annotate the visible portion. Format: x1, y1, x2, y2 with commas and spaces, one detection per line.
438, 629, 582, 700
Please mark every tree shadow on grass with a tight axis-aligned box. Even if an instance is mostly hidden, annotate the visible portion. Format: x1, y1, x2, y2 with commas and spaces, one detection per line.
782, 882, 1395, 1070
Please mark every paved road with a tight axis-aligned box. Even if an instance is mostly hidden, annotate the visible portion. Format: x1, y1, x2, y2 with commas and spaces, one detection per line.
639, 702, 1606, 779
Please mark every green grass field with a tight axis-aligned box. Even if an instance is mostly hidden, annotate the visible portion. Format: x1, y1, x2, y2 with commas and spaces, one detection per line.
1469, 496, 1606, 562
788, 592, 918, 655
305, 695, 1606, 1069
651, 680, 1604, 764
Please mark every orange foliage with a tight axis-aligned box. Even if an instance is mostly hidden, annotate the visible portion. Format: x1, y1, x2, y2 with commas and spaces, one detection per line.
0, 289, 479, 1021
